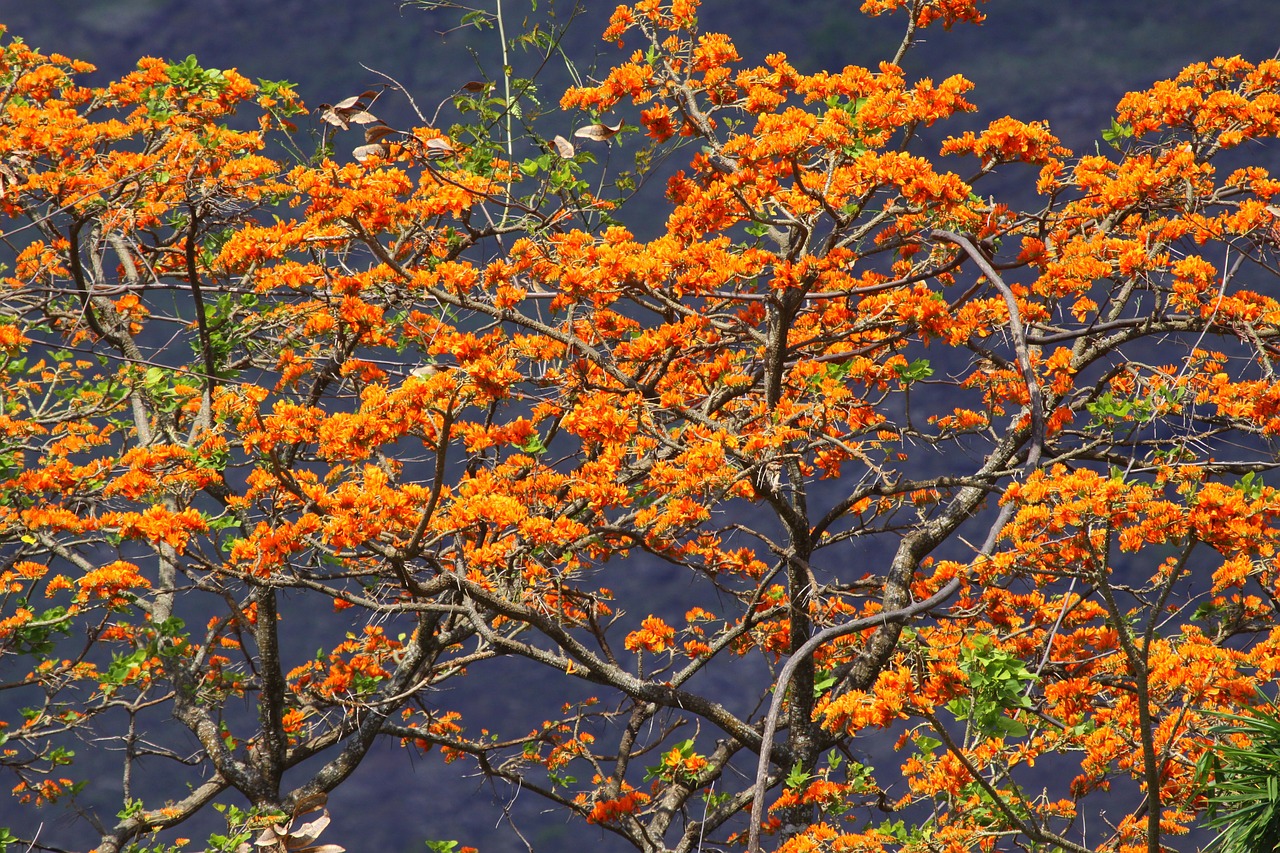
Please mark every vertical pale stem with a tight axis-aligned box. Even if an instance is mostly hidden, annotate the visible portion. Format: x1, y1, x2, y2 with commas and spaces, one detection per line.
496, 0, 514, 227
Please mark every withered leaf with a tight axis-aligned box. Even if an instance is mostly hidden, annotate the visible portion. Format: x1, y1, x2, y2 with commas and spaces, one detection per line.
332, 90, 379, 111
363, 124, 398, 144
352, 143, 390, 163
552, 135, 575, 158
421, 137, 455, 157
292, 792, 329, 818
0, 163, 17, 199
254, 825, 287, 847
287, 813, 331, 845
573, 120, 623, 142
318, 107, 348, 130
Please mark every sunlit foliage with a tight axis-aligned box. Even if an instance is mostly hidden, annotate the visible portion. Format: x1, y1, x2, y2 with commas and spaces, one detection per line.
4, 1, 1280, 851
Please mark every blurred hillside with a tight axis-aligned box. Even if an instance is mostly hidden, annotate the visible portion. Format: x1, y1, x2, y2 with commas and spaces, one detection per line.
2, 0, 1279, 155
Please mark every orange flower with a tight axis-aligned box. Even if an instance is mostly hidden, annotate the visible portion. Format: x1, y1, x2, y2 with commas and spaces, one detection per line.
624, 615, 676, 653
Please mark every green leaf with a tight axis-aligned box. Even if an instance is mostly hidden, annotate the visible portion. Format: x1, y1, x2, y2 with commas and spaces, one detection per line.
519, 433, 548, 455
813, 671, 837, 696
1197, 702, 1280, 853
914, 735, 941, 755
893, 358, 933, 384
785, 761, 813, 790
425, 841, 460, 853
1102, 118, 1133, 147
1235, 472, 1265, 501
1191, 602, 1220, 622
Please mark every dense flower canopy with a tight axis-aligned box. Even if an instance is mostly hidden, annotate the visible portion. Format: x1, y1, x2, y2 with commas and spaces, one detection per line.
4, 1, 1280, 852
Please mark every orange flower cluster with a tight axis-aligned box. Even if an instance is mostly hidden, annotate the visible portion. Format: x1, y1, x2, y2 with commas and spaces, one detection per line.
860, 0, 988, 29
624, 615, 676, 653
7, 2, 1280, 851
586, 786, 651, 824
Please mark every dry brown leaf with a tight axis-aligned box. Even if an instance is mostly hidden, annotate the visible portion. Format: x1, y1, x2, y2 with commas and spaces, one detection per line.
352, 143, 389, 163
0, 163, 17, 200
254, 825, 288, 847
363, 124, 398, 143
461, 81, 488, 92
345, 110, 380, 125
318, 107, 348, 130
291, 792, 329, 818
573, 120, 623, 142
288, 814, 331, 845
552, 135, 575, 158
421, 137, 455, 157
332, 90, 378, 111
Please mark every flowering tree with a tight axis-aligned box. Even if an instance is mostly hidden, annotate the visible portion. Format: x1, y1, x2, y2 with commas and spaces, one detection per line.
4, 1, 1280, 851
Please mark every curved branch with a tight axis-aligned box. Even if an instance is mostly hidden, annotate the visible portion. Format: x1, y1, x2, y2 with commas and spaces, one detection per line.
925, 229, 1045, 469
745, 575, 961, 853
184, 207, 218, 427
